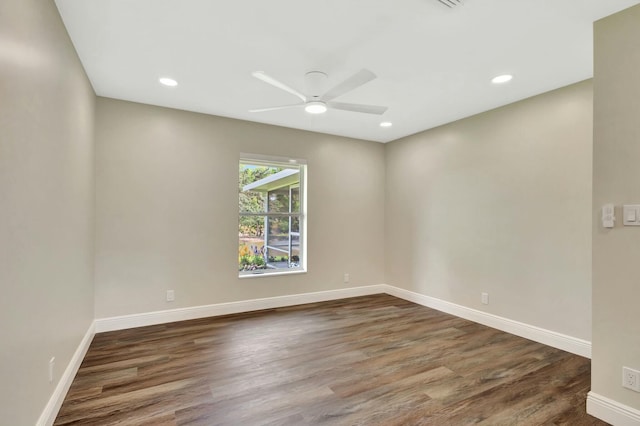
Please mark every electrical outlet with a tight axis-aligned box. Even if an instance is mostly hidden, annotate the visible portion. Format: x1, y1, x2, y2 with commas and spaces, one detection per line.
49, 357, 55, 383
481, 292, 489, 305
166, 290, 175, 302
343, 273, 350, 283
622, 367, 640, 392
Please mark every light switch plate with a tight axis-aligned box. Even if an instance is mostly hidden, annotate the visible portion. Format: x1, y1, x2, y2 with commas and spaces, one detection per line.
623, 205, 640, 226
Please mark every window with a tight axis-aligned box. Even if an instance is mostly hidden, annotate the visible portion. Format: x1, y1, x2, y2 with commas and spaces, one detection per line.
238, 155, 306, 276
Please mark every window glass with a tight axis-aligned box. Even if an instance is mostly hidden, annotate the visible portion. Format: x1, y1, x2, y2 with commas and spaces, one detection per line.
238, 158, 305, 276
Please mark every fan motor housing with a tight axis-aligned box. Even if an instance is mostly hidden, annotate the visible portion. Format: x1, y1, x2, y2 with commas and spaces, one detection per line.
305, 71, 328, 98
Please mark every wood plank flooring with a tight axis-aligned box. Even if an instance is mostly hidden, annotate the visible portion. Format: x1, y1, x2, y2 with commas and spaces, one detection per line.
55, 294, 607, 425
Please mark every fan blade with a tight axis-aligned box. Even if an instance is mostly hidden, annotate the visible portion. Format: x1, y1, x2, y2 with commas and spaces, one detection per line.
252, 71, 307, 102
321, 69, 377, 102
249, 103, 303, 113
328, 101, 388, 115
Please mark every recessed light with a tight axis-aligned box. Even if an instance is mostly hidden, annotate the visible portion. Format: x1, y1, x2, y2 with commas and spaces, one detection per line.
304, 101, 327, 114
491, 74, 513, 84
159, 77, 178, 87
380, 122, 393, 128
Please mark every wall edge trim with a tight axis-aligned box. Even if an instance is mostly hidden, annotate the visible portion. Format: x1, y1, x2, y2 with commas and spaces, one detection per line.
94, 285, 387, 332
587, 391, 640, 425
94, 284, 591, 357
36, 321, 95, 426
382, 285, 592, 358
45, 285, 600, 424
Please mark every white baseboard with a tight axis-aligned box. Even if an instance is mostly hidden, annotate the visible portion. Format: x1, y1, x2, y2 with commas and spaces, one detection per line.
95, 284, 591, 358
587, 392, 640, 425
46, 285, 598, 425
95, 285, 387, 333
382, 285, 592, 358
36, 322, 95, 426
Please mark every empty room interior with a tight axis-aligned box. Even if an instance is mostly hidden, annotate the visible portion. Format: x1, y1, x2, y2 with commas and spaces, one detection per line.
3, 0, 640, 425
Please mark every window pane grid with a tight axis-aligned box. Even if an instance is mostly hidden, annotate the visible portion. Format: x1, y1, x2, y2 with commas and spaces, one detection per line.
239, 158, 305, 275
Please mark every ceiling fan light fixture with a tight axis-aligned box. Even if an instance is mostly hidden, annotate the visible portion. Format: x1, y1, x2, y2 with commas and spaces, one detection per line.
159, 77, 178, 87
304, 101, 327, 114
251, 69, 386, 116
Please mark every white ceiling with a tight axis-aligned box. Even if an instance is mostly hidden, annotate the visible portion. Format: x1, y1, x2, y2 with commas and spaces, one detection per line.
55, 0, 640, 143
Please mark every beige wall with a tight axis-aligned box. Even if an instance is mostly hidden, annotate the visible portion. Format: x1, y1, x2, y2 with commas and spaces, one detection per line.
592, 4, 640, 410
385, 81, 593, 340
94, 98, 385, 318
0, 0, 95, 424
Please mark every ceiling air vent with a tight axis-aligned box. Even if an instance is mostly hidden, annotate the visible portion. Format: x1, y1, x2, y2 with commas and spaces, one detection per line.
437, 0, 462, 8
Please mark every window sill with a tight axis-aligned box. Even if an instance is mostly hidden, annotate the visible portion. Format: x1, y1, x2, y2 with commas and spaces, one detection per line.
238, 269, 306, 279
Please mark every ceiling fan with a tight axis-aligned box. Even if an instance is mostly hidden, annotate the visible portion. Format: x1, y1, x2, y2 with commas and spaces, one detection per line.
249, 69, 388, 115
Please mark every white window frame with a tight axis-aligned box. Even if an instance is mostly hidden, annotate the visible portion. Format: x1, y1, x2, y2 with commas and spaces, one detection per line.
238, 153, 307, 278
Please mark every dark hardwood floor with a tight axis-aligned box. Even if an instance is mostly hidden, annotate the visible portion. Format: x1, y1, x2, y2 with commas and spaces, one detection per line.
55, 294, 607, 425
